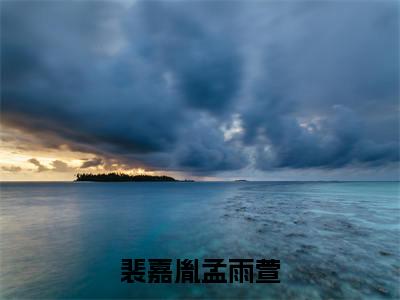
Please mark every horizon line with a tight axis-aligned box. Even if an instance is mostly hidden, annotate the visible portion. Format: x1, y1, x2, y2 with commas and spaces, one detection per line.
1, 180, 399, 183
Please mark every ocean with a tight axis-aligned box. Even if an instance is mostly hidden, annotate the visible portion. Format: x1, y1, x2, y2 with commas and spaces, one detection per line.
0, 181, 399, 299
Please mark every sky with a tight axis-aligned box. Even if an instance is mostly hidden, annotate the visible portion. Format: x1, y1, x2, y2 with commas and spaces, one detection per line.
1, 0, 399, 181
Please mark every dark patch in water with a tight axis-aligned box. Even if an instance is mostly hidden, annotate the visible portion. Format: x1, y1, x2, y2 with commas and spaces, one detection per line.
374, 286, 389, 295
301, 244, 317, 250
235, 206, 247, 212
293, 219, 306, 225
286, 233, 307, 238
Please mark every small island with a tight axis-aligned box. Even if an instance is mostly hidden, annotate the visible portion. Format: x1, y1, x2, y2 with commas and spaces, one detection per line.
75, 172, 177, 182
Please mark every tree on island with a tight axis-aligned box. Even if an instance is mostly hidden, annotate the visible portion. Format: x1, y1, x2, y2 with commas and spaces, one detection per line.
75, 172, 177, 182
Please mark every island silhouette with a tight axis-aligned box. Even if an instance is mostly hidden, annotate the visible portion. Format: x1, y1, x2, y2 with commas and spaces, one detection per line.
75, 172, 177, 182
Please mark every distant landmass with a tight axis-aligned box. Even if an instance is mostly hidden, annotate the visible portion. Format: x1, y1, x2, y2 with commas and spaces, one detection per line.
75, 173, 177, 182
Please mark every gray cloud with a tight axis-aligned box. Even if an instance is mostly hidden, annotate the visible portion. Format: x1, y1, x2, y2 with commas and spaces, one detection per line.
80, 158, 103, 169
28, 158, 49, 172
1, 1, 399, 177
2, 165, 22, 172
51, 160, 74, 172
27, 158, 74, 172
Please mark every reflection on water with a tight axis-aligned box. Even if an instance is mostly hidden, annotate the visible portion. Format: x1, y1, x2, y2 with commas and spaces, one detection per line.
0, 182, 399, 299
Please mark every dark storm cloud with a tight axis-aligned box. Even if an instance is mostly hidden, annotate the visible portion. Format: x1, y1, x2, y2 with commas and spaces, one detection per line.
1, 1, 398, 175
240, 2, 399, 170
134, 1, 243, 114
175, 116, 248, 172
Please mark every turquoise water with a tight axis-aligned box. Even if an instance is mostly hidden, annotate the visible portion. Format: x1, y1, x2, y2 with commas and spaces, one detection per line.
0, 182, 399, 299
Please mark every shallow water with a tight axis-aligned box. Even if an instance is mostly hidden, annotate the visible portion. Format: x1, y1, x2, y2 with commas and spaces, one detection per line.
0, 181, 399, 299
